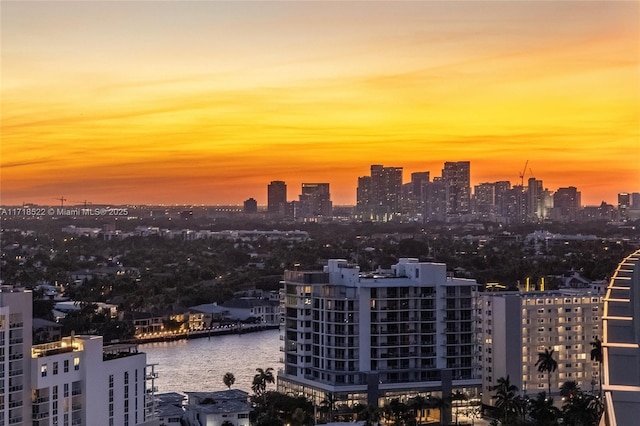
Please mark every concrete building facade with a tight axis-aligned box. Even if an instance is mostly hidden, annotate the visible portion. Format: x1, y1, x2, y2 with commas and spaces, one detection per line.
1, 287, 33, 426
277, 259, 481, 414
478, 291, 603, 405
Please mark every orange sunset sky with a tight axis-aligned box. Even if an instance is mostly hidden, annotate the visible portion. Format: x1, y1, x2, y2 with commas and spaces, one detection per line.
1, 1, 639, 206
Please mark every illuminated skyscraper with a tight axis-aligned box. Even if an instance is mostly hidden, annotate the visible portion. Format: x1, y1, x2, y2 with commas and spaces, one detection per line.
357, 165, 403, 221
442, 161, 471, 215
618, 192, 630, 221
298, 183, 332, 220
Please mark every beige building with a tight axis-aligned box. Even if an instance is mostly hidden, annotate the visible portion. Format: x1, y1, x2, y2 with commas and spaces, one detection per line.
479, 290, 603, 405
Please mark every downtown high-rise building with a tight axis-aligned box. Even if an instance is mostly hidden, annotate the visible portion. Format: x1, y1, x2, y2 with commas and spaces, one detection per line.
403, 172, 430, 218
357, 165, 403, 221
441, 161, 471, 215
267, 181, 287, 215
551, 186, 581, 222
297, 183, 332, 220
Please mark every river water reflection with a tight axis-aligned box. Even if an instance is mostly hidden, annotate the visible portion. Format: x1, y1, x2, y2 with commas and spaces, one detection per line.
139, 328, 281, 394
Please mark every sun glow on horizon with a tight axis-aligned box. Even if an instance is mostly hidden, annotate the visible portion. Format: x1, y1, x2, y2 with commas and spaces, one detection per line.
1, 1, 638, 206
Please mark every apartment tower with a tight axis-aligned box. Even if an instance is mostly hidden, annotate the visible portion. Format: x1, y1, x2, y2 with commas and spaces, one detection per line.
278, 258, 481, 420
478, 291, 603, 406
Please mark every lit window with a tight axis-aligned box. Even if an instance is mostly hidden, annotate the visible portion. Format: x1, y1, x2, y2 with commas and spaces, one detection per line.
74, 357, 80, 371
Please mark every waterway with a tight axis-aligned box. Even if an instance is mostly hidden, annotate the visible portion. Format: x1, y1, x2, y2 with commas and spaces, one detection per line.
139, 328, 281, 394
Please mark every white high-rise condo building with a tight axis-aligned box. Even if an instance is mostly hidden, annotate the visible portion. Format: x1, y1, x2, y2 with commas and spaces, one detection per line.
1, 287, 33, 426
278, 258, 481, 418
1, 286, 156, 426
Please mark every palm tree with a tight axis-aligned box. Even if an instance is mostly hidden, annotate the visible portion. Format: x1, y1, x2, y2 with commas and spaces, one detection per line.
320, 392, 337, 423
408, 395, 428, 426
252, 367, 275, 402
535, 348, 558, 397
560, 380, 579, 401
428, 395, 450, 425
490, 375, 518, 425
561, 388, 604, 426
590, 336, 603, 397
529, 392, 560, 426
223, 372, 236, 389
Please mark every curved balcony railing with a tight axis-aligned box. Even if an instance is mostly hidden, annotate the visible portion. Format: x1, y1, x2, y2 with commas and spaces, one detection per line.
601, 248, 640, 426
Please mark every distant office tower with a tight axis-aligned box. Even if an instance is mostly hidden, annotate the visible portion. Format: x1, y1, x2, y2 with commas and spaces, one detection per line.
356, 176, 372, 218
618, 192, 630, 221
479, 291, 603, 406
297, 183, 332, 220
501, 185, 528, 224
403, 171, 430, 218
423, 178, 448, 222
493, 180, 512, 217
551, 186, 581, 222
243, 198, 258, 214
473, 182, 497, 219
1, 286, 33, 425
527, 177, 546, 222
267, 181, 287, 215
278, 259, 480, 423
358, 165, 403, 221
442, 161, 471, 215
631, 193, 640, 210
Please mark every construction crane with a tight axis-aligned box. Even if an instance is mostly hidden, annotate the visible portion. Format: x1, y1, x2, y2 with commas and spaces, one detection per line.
519, 160, 529, 187
72, 200, 92, 209
54, 196, 67, 208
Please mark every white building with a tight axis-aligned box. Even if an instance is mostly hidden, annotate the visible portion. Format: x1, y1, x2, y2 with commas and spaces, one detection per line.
184, 389, 250, 426
1, 285, 157, 426
278, 259, 480, 419
1, 286, 33, 426
31, 336, 157, 426
478, 291, 603, 405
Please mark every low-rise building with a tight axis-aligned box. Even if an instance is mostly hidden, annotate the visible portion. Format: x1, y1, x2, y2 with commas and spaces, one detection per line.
184, 389, 250, 426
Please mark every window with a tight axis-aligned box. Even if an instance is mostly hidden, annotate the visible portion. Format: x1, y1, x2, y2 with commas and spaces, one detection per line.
41, 364, 47, 377
74, 357, 80, 371
53, 361, 58, 375
64, 359, 69, 373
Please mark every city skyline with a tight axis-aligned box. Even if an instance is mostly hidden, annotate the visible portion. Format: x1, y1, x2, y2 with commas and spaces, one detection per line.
2, 1, 638, 206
